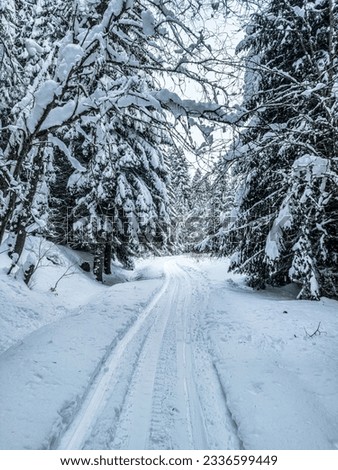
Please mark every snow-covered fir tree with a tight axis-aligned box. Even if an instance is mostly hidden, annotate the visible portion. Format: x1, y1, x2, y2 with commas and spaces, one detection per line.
185, 168, 212, 251
0, 0, 233, 281
168, 148, 191, 253
196, 156, 235, 254
0, 0, 71, 278
225, 0, 338, 298
68, 100, 171, 279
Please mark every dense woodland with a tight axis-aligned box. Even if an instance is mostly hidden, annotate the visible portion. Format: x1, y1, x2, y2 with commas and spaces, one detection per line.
0, 0, 337, 299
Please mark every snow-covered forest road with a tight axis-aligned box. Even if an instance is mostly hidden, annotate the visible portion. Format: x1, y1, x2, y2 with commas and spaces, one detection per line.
60, 260, 242, 450
1, 256, 338, 450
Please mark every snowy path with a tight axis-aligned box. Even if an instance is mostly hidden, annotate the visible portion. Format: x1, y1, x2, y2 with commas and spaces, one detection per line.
1, 255, 338, 450
59, 260, 241, 450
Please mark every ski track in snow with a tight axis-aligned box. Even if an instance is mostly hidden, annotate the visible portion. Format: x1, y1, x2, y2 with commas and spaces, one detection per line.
58, 260, 242, 450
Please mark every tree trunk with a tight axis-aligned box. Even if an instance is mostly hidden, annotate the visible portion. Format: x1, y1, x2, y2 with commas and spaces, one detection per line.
7, 147, 44, 270
104, 242, 112, 275
0, 135, 35, 245
23, 263, 35, 286
93, 244, 104, 282
0, 192, 17, 246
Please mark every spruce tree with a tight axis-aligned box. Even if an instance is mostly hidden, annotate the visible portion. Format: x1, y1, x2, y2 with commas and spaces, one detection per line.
197, 157, 234, 254
186, 169, 211, 251
0, 1, 251, 280
68, 100, 170, 277
227, 0, 338, 298
169, 148, 191, 253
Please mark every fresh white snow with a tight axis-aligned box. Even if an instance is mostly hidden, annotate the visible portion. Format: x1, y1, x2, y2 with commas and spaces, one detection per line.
0, 245, 338, 450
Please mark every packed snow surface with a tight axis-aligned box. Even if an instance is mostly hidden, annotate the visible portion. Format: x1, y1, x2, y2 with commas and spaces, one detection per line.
0, 248, 338, 450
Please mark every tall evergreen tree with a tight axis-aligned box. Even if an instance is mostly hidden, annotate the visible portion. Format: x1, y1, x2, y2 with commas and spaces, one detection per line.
68, 98, 170, 278
1, 1, 234, 281
168, 148, 191, 253
225, 0, 338, 298
186, 168, 212, 251
197, 156, 234, 253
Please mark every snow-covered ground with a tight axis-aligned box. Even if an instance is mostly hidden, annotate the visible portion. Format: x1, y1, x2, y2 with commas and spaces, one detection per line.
0, 243, 338, 450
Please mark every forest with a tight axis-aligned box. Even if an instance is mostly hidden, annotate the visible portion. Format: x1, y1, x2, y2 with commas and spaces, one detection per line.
0, 0, 337, 299
2, 1, 338, 456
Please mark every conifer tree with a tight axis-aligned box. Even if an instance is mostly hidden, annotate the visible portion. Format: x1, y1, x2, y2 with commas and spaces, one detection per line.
68, 98, 170, 277
197, 157, 234, 254
0, 1, 258, 280
186, 169, 211, 251
226, 0, 338, 298
169, 148, 191, 253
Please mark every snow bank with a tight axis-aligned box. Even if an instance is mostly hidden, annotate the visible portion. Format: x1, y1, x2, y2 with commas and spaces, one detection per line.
0, 239, 164, 355
0, 242, 163, 449
200, 258, 338, 449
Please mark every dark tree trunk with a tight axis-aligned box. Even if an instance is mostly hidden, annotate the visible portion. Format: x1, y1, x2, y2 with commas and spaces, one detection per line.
0, 192, 17, 246
93, 244, 104, 282
23, 263, 35, 286
0, 135, 35, 245
104, 242, 112, 275
10, 225, 27, 267
8, 147, 44, 270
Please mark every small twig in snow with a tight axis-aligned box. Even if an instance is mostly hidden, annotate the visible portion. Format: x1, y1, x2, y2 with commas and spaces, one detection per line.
50, 264, 77, 293
304, 322, 322, 338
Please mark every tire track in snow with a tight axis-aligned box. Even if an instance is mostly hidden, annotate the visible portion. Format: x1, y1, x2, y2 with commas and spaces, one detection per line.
174, 265, 209, 449
110, 264, 181, 449
178, 263, 243, 450
59, 258, 243, 450
212, 363, 245, 450
58, 262, 174, 450
110, 262, 208, 450
146, 263, 207, 449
